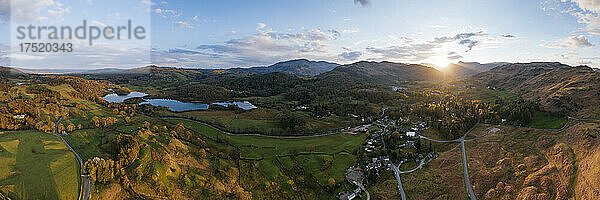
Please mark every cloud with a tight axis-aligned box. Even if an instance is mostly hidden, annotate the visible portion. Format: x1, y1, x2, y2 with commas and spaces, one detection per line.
153, 27, 343, 68
501, 34, 517, 38
8, 0, 55, 23
167, 48, 220, 56
366, 31, 487, 61
432, 31, 486, 43
541, 35, 594, 48
566, 0, 600, 13
47, 3, 71, 19
153, 8, 179, 18
256, 23, 266, 30
141, 0, 155, 6
174, 21, 193, 29
0, 0, 8, 21
354, 0, 371, 7
339, 51, 362, 60
458, 39, 479, 51
447, 51, 463, 60
366, 43, 438, 61
447, 55, 463, 60
559, 0, 600, 34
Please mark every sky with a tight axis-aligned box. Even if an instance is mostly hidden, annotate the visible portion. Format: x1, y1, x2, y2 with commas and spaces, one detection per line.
1, 0, 600, 69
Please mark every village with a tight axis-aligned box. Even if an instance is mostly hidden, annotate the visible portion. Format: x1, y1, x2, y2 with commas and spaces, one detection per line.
337, 116, 438, 200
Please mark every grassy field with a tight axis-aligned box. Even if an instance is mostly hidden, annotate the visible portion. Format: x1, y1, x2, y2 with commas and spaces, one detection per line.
163, 118, 366, 198
527, 111, 568, 129
164, 118, 365, 159
159, 108, 350, 135
0, 131, 79, 200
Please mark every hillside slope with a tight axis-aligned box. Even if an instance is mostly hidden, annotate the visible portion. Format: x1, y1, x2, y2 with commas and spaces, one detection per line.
230, 59, 339, 76
323, 61, 444, 84
472, 62, 600, 117
442, 61, 509, 78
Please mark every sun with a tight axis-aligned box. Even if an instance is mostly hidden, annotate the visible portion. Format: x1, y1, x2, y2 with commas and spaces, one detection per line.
427, 57, 453, 69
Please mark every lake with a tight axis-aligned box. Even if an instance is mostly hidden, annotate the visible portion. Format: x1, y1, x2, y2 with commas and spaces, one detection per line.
211, 101, 257, 110
102, 92, 148, 103
102, 92, 257, 112
140, 99, 210, 112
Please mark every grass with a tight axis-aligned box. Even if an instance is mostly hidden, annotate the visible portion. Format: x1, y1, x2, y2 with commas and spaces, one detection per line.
0, 130, 79, 200
160, 108, 350, 135
163, 118, 366, 159
163, 118, 365, 199
527, 111, 568, 129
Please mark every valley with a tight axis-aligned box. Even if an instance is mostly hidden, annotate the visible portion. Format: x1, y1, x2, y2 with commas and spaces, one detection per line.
0, 61, 599, 200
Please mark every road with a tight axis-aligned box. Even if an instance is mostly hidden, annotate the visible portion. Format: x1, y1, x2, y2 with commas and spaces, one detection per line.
54, 112, 91, 200
390, 163, 407, 200
418, 122, 485, 200
461, 140, 476, 200
356, 183, 371, 200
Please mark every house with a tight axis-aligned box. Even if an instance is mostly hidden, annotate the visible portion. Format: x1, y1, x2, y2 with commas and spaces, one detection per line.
406, 132, 416, 137
13, 114, 26, 119
296, 105, 309, 110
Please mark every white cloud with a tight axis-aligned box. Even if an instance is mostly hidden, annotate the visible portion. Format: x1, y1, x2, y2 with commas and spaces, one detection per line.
155, 27, 342, 68
9, 0, 55, 23
354, 0, 370, 7
564, 0, 600, 13
541, 35, 594, 48
47, 3, 70, 19
141, 0, 155, 6
560, 0, 600, 34
174, 21, 193, 29
256, 23, 266, 30
153, 8, 179, 18
366, 31, 488, 61
339, 51, 362, 60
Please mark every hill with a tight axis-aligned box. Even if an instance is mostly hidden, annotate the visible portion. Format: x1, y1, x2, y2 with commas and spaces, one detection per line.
230, 59, 339, 76
441, 61, 509, 78
471, 62, 600, 117
321, 61, 444, 84
0, 66, 30, 78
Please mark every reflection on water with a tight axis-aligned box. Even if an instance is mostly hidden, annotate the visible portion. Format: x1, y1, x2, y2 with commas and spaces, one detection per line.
102, 92, 148, 103
102, 92, 257, 112
140, 99, 210, 112
211, 101, 258, 110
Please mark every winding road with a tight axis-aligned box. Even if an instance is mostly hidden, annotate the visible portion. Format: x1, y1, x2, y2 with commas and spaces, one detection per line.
418, 122, 487, 200
54, 112, 91, 200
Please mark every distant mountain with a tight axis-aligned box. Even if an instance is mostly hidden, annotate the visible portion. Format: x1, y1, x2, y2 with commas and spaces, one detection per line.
471, 62, 600, 117
0, 66, 30, 78
83, 68, 126, 74
595, 68, 600, 73
230, 59, 339, 76
13, 68, 128, 74
441, 61, 509, 78
321, 61, 444, 84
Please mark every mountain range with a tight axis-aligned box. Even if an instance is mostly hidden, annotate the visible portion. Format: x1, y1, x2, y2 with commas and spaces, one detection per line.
229, 59, 339, 76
